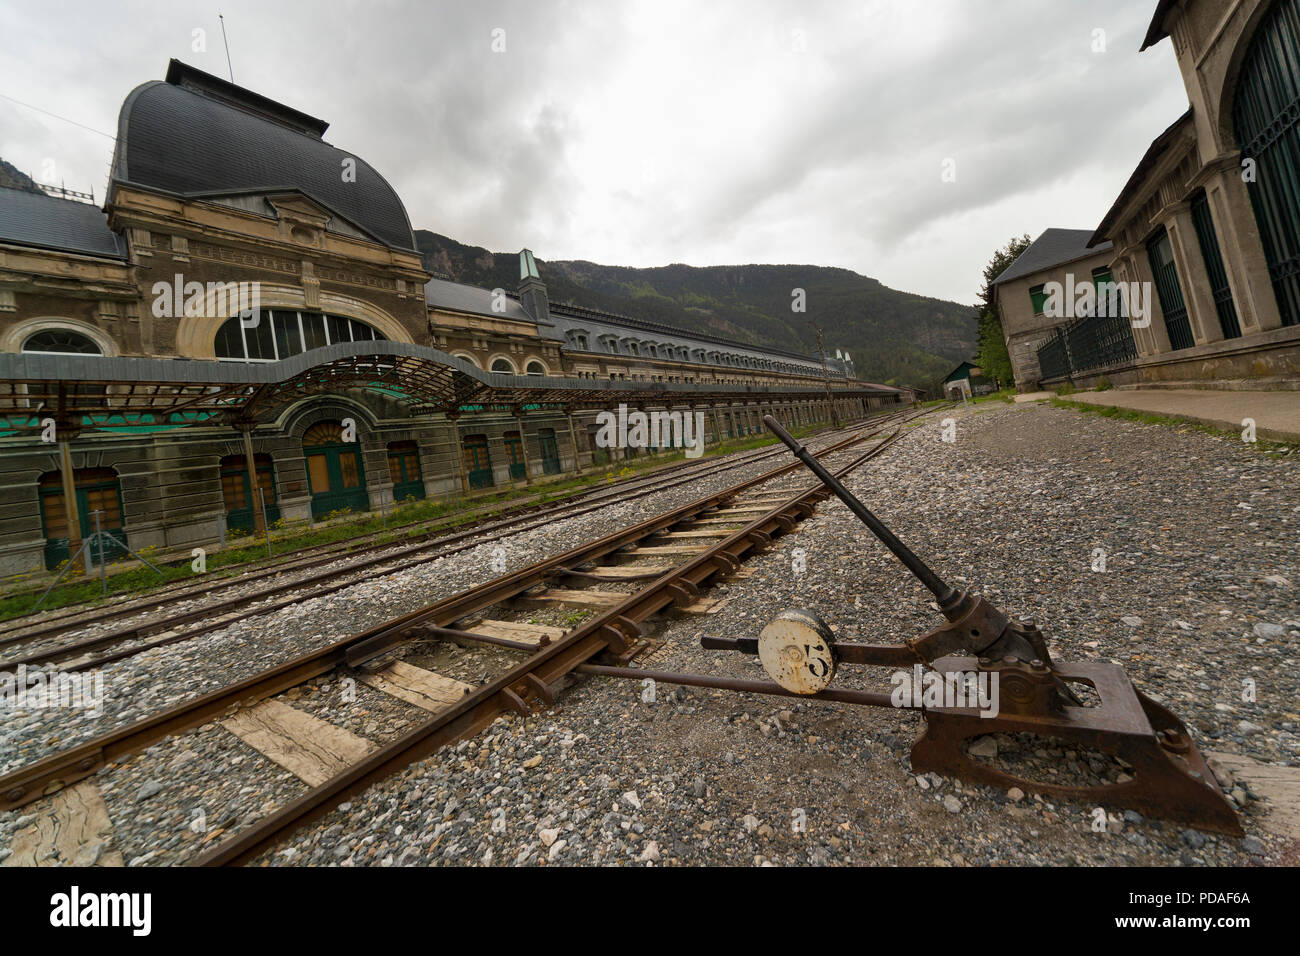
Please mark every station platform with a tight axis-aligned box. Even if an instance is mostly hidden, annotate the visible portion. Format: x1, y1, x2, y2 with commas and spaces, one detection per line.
1049, 388, 1300, 442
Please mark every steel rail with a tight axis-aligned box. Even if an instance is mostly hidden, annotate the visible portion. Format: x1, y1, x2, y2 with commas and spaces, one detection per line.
191, 421, 914, 865
0, 415, 897, 657
1, 416, 907, 671
0, 416, 912, 812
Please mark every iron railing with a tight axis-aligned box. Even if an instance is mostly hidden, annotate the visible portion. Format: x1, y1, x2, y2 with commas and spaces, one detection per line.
1034, 308, 1138, 382
1233, 0, 1300, 327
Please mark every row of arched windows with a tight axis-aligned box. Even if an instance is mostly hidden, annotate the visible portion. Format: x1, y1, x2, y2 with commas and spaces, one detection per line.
570, 329, 817, 376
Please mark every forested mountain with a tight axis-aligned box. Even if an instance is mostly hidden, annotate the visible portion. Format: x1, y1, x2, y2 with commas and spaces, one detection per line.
431, 230, 975, 388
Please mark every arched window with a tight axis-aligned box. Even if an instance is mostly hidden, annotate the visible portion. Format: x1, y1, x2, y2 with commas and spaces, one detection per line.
490, 358, 515, 373
525, 360, 546, 375
215, 310, 386, 361
23, 329, 103, 355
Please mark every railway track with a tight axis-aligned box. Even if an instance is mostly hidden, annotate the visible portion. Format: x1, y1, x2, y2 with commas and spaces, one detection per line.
0, 418, 868, 642
0, 415, 902, 672
0, 407, 932, 867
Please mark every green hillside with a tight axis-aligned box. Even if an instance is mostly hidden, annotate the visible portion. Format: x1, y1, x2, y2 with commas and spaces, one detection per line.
416, 230, 976, 388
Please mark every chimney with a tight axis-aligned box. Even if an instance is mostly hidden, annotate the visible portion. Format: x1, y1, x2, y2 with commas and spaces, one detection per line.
518, 248, 551, 325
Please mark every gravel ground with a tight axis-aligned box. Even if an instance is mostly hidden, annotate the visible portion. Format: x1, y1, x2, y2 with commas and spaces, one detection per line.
9, 402, 1291, 867
0, 426, 874, 778
243, 401, 1295, 867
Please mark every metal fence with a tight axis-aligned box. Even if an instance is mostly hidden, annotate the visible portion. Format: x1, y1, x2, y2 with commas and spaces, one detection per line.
1035, 309, 1137, 382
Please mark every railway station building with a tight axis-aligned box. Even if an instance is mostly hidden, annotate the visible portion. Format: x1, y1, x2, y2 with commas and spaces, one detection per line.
0, 60, 902, 576
996, 0, 1300, 391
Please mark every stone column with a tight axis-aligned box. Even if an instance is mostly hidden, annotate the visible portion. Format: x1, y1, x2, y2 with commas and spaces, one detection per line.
1206, 162, 1284, 334
1163, 201, 1223, 346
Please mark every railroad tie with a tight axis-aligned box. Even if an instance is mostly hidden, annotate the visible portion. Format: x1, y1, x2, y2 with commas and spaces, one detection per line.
221, 700, 377, 788
514, 588, 628, 608
467, 618, 566, 646
359, 661, 473, 712
573, 564, 672, 579
628, 545, 708, 556
1206, 752, 1300, 842
1, 780, 123, 867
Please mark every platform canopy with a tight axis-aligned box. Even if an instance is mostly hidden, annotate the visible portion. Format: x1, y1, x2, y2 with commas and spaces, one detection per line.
0, 342, 901, 437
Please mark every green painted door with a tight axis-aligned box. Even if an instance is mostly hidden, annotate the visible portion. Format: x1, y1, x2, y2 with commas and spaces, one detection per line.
463, 434, 494, 490
387, 441, 425, 502
538, 428, 561, 475
504, 431, 526, 480
38, 468, 128, 570
1233, 0, 1300, 326
221, 454, 281, 532
303, 422, 369, 519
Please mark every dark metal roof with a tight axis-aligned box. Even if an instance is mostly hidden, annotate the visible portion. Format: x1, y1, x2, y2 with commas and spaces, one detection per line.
424, 277, 533, 322
991, 229, 1112, 286
1089, 111, 1194, 247
0, 342, 901, 435
111, 60, 416, 251
0, 187, 125, 259
1140, 0, 1178, 51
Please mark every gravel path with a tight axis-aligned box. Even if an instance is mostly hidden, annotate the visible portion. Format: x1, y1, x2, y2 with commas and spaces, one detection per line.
247, 402, 1296, 867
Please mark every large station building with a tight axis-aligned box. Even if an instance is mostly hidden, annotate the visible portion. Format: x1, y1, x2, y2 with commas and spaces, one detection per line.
0, 60, 902, 576
996, 0, 1300, 391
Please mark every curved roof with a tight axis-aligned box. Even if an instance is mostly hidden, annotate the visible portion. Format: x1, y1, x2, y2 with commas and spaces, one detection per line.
111, 60, 416, 251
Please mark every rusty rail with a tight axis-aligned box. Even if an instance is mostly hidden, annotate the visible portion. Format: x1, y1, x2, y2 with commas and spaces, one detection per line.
0, 415, 915, 813
191, 420, 912, 865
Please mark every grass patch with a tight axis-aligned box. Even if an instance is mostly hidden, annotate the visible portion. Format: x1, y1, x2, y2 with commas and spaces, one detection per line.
0, 418, 840, 620
1049, 397, 1299, 458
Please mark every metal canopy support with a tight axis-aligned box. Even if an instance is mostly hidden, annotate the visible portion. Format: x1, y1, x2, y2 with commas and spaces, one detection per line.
565, 409, 583, 475
513, 405, 533, 486
236, 421, 265, 535
56, 432, 84, 575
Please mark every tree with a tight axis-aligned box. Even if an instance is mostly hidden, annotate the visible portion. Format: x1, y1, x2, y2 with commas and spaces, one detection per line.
974, 233, 1031, 388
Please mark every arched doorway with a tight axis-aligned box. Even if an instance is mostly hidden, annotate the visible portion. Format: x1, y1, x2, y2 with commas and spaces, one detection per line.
220, 454, 280, 532
38, 467, 126, 570
1233, 0, 1300, 326
302, 421, 369, 519
387, 440, 425, 502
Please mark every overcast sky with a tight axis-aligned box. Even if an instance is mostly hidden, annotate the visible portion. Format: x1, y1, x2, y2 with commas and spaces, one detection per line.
1, 1, 1188, 304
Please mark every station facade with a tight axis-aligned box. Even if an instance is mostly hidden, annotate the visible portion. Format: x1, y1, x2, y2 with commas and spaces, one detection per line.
0, 60, 901, 575
996, 0, 1300, 391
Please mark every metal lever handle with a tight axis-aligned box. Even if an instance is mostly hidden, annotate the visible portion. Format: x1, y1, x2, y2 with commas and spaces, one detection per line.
763, 415, 963, 620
